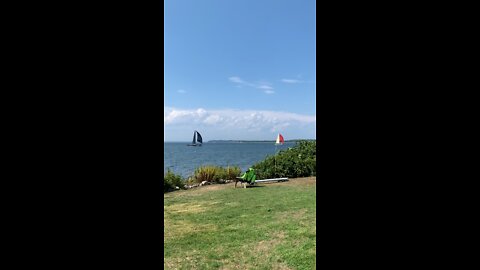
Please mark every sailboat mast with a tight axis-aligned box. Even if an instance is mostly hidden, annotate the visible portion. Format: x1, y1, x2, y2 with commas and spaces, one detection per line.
274, 143, 277, 177
274, 133, 284, 177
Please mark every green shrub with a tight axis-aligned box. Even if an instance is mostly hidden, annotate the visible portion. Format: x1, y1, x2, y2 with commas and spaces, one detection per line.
164, 169, 185, 192
253, 140, 316, 179
193, 165, 223, 183
224, 166, 241, 180
186, 165, 241, 184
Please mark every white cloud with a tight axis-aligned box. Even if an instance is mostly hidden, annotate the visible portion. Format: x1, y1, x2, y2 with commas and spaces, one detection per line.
229, 76, 274, 93
282, 78, 317, 84
203, 114, 222, 125
229, 76, 244, 83
271, 122, 291, 132
264, 90, 275, 94
281, 79, 301, 83
177, 89, 186, 94
164, 107, 316, 125
164, 107, 316, 141
164, 107, 208, 124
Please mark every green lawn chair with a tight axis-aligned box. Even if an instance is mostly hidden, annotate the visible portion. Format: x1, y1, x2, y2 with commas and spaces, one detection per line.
235, 168, 256, 188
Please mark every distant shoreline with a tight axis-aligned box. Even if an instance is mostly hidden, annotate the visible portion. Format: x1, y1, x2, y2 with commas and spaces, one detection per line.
208, 139, 315, 143
164, 139, 315, 143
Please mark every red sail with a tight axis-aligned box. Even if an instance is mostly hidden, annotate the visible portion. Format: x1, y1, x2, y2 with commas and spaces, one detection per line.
276, 134, 284, 144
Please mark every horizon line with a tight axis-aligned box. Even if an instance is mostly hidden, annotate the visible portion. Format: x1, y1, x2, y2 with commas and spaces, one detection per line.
164, 138, 316, 142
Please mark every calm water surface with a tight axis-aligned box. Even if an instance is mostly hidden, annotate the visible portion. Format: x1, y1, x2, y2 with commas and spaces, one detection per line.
164, 142, 294, 177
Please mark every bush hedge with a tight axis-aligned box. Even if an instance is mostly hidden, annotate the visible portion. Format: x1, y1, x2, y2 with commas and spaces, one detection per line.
164, 169, 185, 193
252, 140, 316, 179
191, 165, 241, 184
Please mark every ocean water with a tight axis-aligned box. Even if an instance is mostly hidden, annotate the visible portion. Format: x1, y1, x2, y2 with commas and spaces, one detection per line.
164, 142, 295, 177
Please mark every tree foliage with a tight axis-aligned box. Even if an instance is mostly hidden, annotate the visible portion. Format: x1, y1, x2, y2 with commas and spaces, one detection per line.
252, 140, 316, 179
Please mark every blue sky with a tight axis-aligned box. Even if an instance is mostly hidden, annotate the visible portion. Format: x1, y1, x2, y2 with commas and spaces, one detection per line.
164, 0, 316, 141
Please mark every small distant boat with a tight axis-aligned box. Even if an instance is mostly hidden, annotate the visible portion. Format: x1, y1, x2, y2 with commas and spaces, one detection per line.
187, 130, 203, 146
275, 133, 284, 145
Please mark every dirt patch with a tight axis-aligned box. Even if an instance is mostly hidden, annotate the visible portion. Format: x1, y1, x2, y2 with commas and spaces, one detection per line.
276, 209, 308, 221
164, 201, 221, 214
164, 203, 206, 214
219, 262, 291, 270
164, 218, 217, 239
266, 177, 316, 186
164, 253, 202, 270
198, 183, 234, 192
165, 183, 235, 198
271, 263, 293, 270
216, 232, 290, 270
254, 231, 286, 253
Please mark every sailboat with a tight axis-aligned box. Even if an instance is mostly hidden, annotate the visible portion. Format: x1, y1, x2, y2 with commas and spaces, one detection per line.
187, 130, 203, 146
275, 133, 284, 145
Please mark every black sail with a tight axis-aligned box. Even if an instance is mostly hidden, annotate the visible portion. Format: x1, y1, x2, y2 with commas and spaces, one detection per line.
196, 131, 203, 144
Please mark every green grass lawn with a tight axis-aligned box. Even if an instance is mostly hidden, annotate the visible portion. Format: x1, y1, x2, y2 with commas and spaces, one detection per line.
164, 177, 316, 270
